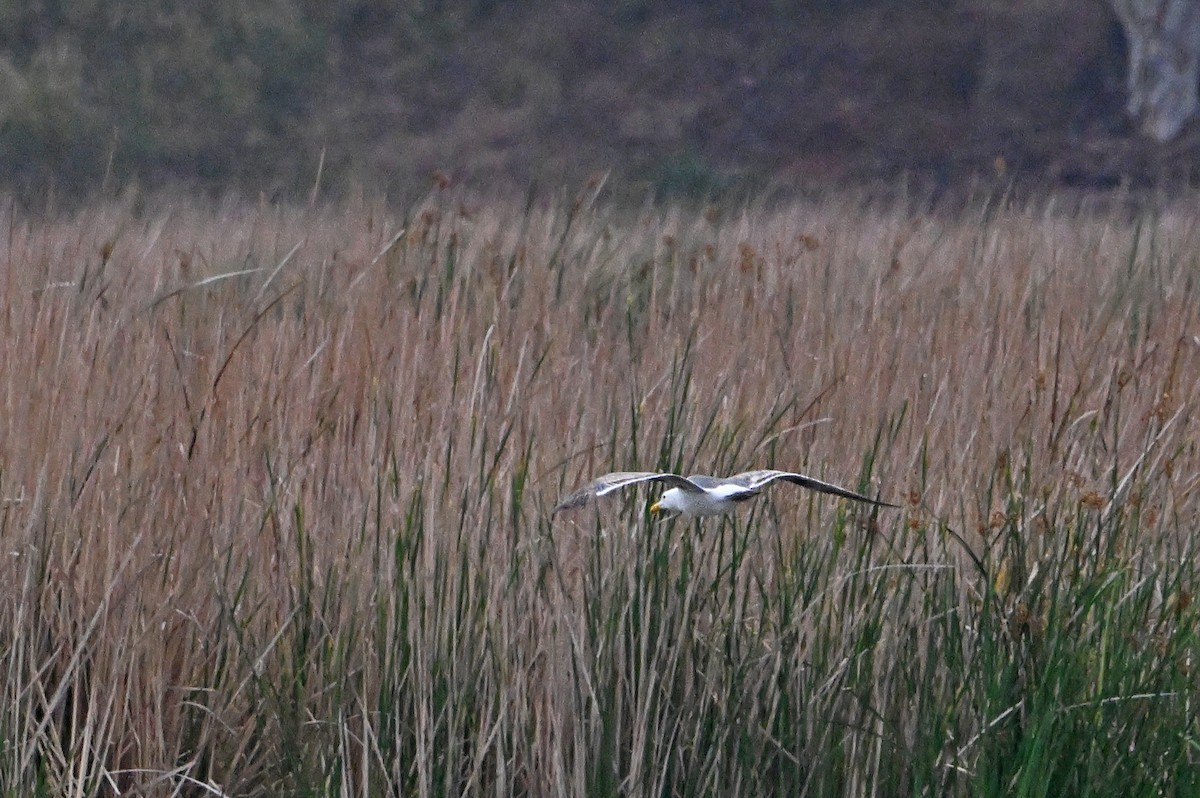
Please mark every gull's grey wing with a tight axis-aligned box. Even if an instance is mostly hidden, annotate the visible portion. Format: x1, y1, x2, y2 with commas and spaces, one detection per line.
686, 474, 759, 499
553, 471, 702, 514
684, 475, 726, 490
725, 469, 897, 507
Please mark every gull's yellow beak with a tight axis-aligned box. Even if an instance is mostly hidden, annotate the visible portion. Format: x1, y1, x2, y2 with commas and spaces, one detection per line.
649, 501, 664, 514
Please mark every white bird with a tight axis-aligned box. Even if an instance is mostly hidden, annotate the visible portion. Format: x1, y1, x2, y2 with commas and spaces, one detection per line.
553, 469, 895, 518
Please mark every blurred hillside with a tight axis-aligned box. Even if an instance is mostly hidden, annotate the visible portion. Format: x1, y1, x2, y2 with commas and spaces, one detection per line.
0, 0, 1194, 200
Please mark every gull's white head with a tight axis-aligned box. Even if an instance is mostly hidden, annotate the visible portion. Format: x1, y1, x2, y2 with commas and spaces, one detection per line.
648, 486, 737, 517
648, 488, 686, 515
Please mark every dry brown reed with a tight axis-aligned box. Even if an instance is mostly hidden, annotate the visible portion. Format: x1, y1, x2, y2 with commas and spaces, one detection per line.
0, 189, 1196, 795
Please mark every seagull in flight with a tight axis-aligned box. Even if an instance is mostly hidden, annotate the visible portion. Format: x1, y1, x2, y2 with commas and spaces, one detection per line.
553, 469, 896, 518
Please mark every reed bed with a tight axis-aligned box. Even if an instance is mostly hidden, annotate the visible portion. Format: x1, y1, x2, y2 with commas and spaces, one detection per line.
0, 188, 1196, 796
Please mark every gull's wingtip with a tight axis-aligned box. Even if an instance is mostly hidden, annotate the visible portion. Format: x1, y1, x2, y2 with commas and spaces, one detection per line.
551, 493, 588, 516
845, 490, 899, 508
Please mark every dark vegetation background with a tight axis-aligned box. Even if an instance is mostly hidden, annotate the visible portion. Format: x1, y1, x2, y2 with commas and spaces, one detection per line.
0, 0, 1188, 201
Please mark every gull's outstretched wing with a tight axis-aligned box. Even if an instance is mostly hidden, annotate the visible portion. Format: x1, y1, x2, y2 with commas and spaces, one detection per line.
553, 471, 702, 515
724, 469, 896, 507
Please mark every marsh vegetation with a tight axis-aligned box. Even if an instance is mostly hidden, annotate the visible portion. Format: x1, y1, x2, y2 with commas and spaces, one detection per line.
0, 188, 1196, 795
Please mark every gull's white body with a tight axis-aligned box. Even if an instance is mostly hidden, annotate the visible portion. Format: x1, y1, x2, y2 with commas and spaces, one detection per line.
553, 469, 895, 518
652, 477, 763, 516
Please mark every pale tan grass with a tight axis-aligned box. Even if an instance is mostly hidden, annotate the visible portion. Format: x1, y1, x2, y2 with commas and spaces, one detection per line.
0, 190, 1196, 793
